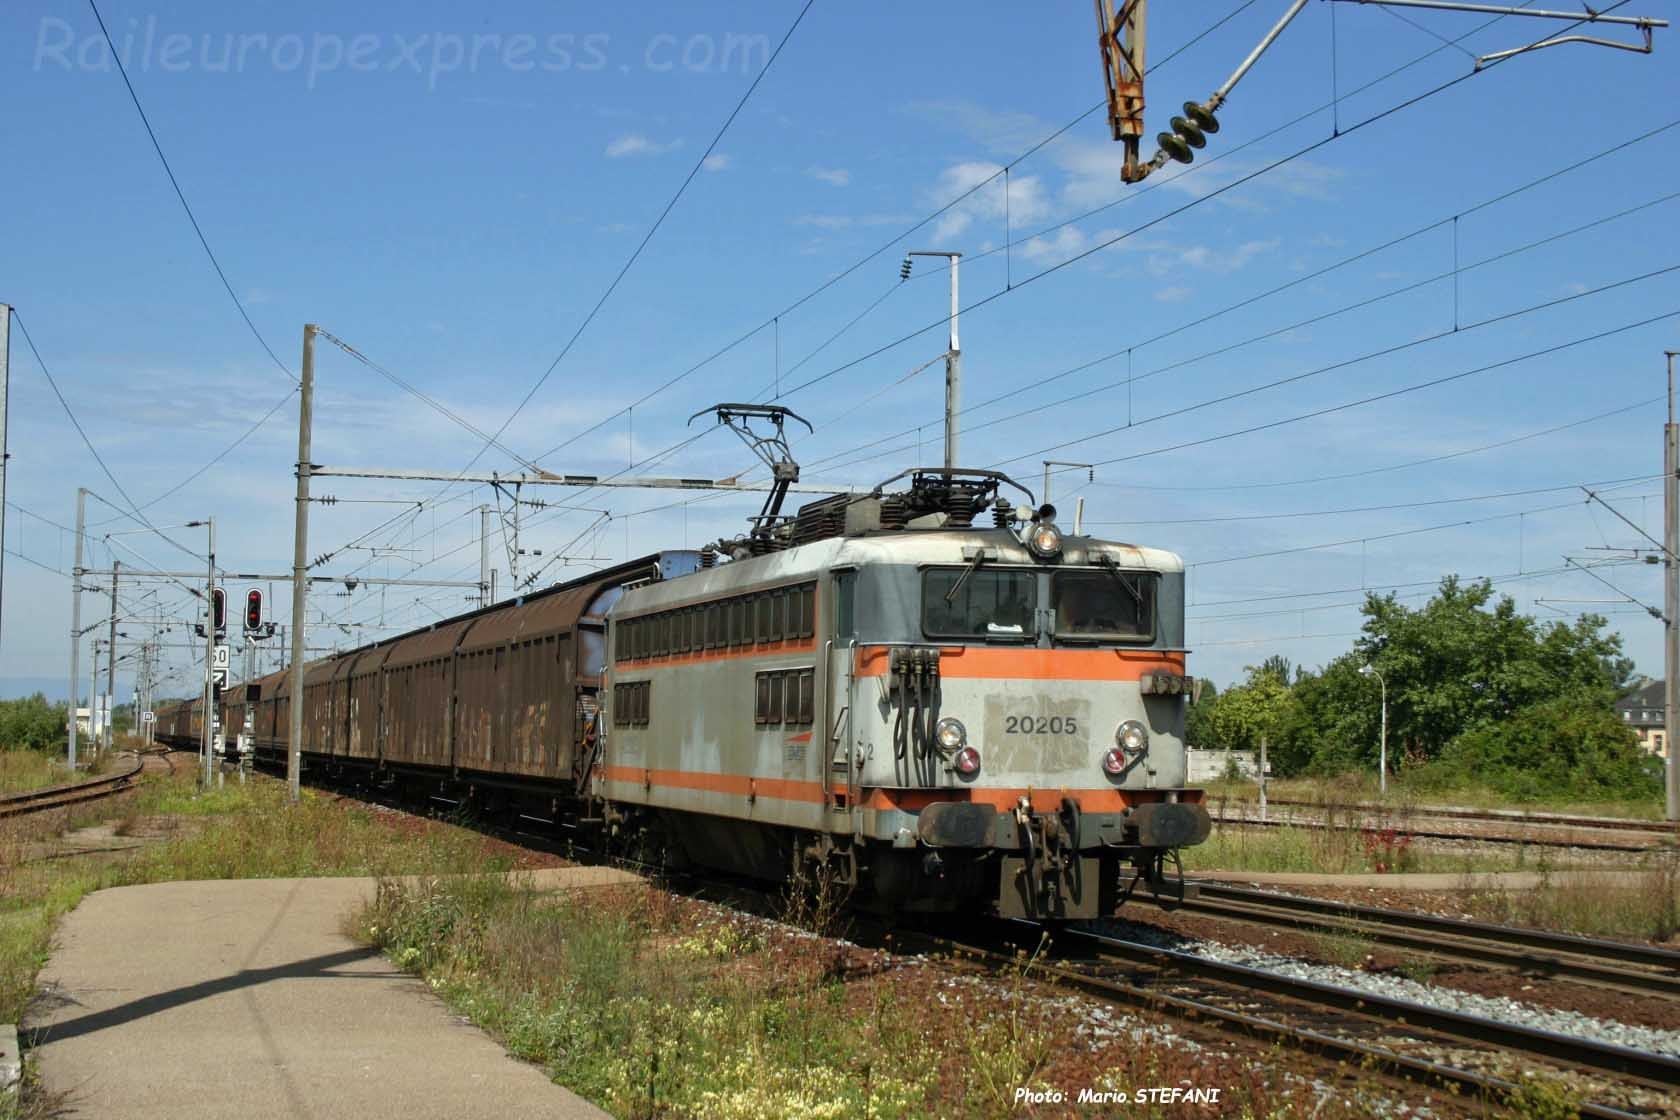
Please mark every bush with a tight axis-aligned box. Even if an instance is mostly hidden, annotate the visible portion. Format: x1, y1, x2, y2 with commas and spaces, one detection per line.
1425, 694, 1659, 803
0, 694, 68, 752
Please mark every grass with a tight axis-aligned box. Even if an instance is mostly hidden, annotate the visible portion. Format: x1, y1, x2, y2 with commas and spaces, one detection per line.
1458, 857, 1680, 943
355, 868, 1408, 1119
0, 749, 114, 796
1204, 771, 1668, 821
1182, 795, 1552, 876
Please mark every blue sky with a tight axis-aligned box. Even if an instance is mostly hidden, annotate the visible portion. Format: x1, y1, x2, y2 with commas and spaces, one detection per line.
2, 0, 1677, 704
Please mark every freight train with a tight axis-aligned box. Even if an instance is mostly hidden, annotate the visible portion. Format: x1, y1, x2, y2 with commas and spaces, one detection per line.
157, 454, 1209, 920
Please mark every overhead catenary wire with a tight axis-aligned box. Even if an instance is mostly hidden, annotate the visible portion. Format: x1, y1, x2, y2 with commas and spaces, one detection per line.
84, 0, 293, 382
452, 0, 821, 483
1085, 395, 1665, 493
805, 170, 1680, 477
1188, 484, 1663, 570
526, 3, 1256, 465
1061, 307, 1679, 473
998, 262, 1680, 470
293, 0, 1544, 596
1091, 474, 1662, 527
750, 2, 1641, 465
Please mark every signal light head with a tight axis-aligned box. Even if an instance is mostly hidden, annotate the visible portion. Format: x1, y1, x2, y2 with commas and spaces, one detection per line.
244, 588, 264, 632
210, 588, 226, 631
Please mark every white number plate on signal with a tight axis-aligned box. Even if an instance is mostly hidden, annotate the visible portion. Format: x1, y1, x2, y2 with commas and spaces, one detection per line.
983, 698, 1091, 775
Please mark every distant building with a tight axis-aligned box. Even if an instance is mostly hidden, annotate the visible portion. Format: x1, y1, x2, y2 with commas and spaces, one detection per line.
1615, 680, 1669, 759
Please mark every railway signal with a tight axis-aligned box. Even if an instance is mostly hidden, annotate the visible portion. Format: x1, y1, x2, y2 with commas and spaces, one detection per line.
244, 588, 263, 633
210, 587, 226, 634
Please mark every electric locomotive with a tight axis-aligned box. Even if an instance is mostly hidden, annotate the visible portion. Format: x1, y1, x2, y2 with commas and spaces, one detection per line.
600, 461, 1209, 920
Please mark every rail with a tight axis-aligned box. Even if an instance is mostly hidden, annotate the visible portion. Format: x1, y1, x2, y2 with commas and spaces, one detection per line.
927, 926, 1649, 1120
1208, 808, 1667, 853
1257, 797, 1680, 835
0, 754, 146, 820
1161, 881, 1680, 998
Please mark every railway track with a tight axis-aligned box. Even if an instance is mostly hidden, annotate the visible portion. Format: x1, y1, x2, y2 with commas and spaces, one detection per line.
1209, 808, 1668, 852
0, 754, 146, 821
925, 922, 1662, 1120
1157, 882, 1680, 998
1258, 797, 1680, 836
1061, 924, 1680, 1103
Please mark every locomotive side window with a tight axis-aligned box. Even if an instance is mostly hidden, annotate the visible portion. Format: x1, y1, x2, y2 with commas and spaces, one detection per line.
798, 586, 816, 638
1053, 570, 1156, 642
616, 581, 818, 663
612, 681, 650, 727
754, 667, 815, 727
922, 568, 1037, 640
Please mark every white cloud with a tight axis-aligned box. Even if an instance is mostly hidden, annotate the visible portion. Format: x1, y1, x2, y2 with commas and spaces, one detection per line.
1155, 285, 1192, 303
806, 166, 851, 187
1018, 225, 1087, 265
928, 161, 1050, 242
605, 133, 683, 158
702, 153, 732, 172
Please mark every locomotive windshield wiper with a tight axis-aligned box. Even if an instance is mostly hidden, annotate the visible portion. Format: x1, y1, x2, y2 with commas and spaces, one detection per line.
1095, 554, 1145, 609
945, 550, 989, 602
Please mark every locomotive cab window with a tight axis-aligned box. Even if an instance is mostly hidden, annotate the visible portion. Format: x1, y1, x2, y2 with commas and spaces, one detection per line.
1052, 569, 1156, 642
922, 568, 1036, 640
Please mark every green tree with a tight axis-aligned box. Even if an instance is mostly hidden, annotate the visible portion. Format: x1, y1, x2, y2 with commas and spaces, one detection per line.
1434, 694, 1657, 801
1205, 661, 1294, 754
1353, 577, 1629, 766
1184, 679, 1220, 748
0, 693, 70, 752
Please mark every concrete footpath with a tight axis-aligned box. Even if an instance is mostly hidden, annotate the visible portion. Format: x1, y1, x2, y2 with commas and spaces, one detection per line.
25, 870, 635, 1119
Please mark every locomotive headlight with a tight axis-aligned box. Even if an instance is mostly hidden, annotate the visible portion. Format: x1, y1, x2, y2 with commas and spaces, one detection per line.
1102, 747, 1127, 775
953, 745, 982, 775
1028, 523, 1062, 559
1115, 719, 1149, 755
935, 717, 967, 751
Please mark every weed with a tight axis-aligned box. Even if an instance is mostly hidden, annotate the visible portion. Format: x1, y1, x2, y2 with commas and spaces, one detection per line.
1505, 1073, 1584, 1120
1309, 930, 1375, 971
1394, 957, 1439, 984
1462, 857, 1680, 943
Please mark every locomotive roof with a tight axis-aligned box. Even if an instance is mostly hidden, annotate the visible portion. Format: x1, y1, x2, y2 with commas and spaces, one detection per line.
617, 526, 1182, 613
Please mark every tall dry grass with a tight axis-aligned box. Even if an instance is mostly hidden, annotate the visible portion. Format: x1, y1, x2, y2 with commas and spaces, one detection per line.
1460, 857, 1680, 943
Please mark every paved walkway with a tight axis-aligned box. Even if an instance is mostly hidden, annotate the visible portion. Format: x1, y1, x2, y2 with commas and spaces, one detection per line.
25, 870, 635, 1119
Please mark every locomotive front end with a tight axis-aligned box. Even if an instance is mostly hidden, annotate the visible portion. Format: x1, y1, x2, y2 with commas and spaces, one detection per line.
836, 504, 1209, 920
